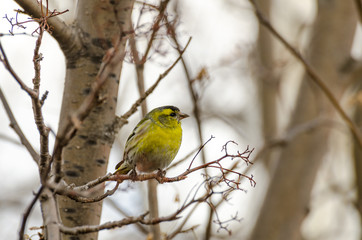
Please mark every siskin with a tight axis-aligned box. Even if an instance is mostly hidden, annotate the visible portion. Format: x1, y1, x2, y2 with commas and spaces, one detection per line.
115, 105, 189, 174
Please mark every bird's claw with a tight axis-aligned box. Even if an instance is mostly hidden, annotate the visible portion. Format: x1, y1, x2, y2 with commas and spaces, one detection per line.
155, 169, 166, 183
129, 169, 138, 180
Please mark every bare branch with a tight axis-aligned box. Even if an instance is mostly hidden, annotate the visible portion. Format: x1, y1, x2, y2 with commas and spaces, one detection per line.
0, 87, 39, 163
0, 41, 36, 98
39, 188, 61, 240
19, 186, 44, 240
115, 36, 192, 130
252, 117, 346, 164
53, 140, 254, 209
106, 198, 149, 234
13, 0, 78, 51
249, 0, 362, 147
109, 142, 255, 188
354, 0, 362, 23
129, 3, 173, 237
53, 183, 120, 203
187, 135, 215, 170
165, 13, 208, 168
59, 179, 217, 235
29, 19, 51, 182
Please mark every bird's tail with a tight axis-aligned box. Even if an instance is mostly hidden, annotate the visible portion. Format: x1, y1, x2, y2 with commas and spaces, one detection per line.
113, 161, 131, 175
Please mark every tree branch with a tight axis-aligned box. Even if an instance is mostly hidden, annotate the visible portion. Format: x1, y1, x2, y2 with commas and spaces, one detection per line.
13, 0, 79, 52
19, 186, 44, 240
0, 41, 36, 98
0, 87, 39, 163
30, 21, 51, 182
354, 0, 362, 23
115, 36, 192, 130
249, 0, 362, 147
59, 178, 218, 235
39, 188, 61, 240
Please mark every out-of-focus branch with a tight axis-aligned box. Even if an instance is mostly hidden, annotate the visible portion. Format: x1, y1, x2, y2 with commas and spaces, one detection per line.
166, 204, 199, 239
354, 0, 362, 23
142, 0, 170, 62
0, 87, 39, 163
115, 37, 192, 130
252, 117, 343, 163
128, 2, 172, 236
165, 13, 214, 237
249, 0, 362, 147
106, 198, 149, 235
165, 15, 206, 166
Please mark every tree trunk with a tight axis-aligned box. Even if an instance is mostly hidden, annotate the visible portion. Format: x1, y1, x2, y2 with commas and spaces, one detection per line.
353, 69, 362, 225
254, 0, 279, 169
56, 1, 134, 240
250, 1, 357, 239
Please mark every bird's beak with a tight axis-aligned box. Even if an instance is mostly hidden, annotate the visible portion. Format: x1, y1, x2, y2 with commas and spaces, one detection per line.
179, 112, 189, 120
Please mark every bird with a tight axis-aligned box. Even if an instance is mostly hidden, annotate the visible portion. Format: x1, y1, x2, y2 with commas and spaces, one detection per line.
114, 105, 189, 175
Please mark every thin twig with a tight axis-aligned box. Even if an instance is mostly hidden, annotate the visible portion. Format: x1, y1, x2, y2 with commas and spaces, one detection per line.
61, 140, 254, 196
249, 0, 362, 147
116, 37, 192, 130
142, 0, 170, 62
53, 182, 120, 203
166, 163, 239, 240
129, 3, 171, 237
165, 14, 214, 237
106, 198, 149, 234
167, 147, 200, 170
187, 135, 214, 170
13, 0, 76, 50
59, 180, 215, 235
0, 41, 36, 98
110, 143, 255, 187
0, 87, 39, 163
29, 18, 51, 182
165, 15, 207, 167
19, 186, 44, 240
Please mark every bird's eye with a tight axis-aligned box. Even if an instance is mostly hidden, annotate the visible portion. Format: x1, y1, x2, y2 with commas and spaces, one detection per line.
170, 112, 176, 117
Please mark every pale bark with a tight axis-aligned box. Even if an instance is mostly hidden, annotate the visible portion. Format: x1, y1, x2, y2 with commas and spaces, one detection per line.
55, 1, 134, 240
250, 1, 357, 239
254, 0, 279, 169
353, 67, 362, 222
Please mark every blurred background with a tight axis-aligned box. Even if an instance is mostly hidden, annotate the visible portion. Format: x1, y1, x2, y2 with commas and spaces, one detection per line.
0, 0, 361, 239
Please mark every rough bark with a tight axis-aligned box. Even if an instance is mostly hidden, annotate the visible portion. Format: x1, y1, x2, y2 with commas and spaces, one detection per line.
250, 1, 357, 239
56, 1, 134, 240
353, 67, 362, 222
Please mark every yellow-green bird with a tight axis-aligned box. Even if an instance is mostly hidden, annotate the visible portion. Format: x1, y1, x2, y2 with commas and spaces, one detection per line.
115, 106, 189, 174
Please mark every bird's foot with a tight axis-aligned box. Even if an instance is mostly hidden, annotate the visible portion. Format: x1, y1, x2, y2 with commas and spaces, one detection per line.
129, 169, 138, 180
155, 169, 166, 183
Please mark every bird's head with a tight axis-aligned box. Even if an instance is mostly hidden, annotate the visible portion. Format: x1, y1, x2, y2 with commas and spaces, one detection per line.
148, 105, 189, 128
